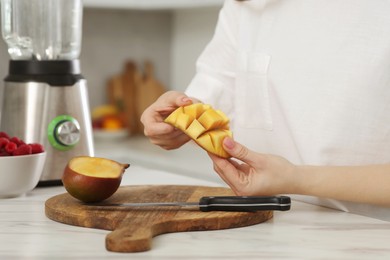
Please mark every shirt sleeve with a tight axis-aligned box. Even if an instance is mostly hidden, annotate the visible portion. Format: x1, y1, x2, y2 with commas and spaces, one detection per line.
185, 0, 241, 118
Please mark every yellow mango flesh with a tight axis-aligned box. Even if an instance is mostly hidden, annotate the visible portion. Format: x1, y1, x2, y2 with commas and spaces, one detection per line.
175, 113, 191, 131
164, 103, 232, 158
183, 103, 204, 121
164, 107, 184, 125
186, 119, 206, 139
197, 109, 225, 130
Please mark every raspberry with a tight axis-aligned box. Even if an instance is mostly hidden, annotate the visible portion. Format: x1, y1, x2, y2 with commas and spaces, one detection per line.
9, 136, 25, 146
0, 133, 44, 156
13, 144, 32, 156
0, 137, 9, 148
0, 132, 10, 139
5, 142, 17, 154
29, 143, 45, 154
0, 150, 9, 156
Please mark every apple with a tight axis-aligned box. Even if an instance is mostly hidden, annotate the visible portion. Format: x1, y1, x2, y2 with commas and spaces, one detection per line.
164, 103, 232, 158
62, 156, 130, 203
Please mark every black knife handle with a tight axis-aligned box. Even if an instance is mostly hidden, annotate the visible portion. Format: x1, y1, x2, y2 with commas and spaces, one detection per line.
198, 196, 291, 212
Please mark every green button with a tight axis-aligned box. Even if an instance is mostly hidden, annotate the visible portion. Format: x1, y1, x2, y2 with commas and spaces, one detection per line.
47, 115, 80, 151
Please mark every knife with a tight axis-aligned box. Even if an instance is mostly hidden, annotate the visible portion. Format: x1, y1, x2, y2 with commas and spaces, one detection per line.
89, 195, 291, 212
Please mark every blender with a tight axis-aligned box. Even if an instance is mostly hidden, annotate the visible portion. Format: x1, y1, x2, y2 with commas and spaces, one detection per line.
0, 0, 94, 185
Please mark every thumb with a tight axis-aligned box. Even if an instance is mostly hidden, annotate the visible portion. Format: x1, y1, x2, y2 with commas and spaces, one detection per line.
223, 137, 257, 164
175, 94, 193, 107
155, 91, 192, 114
163, 91, 192, 107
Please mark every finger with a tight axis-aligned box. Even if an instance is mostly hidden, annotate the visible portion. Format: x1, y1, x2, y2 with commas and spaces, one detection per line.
208, 153, 244, 193
175, 94, 193, 107
155, 92, 193, 113
228, 158, 241, 168
148, 128, 183, 142
210, 157, 235, 188
208, 153, 234, 184
144, 122, 175, 137
229, 159, 250, 174
226, 158, 250, 176
153, 132, 190, 150
140, 107, 164, 130
222, 137, 259, 165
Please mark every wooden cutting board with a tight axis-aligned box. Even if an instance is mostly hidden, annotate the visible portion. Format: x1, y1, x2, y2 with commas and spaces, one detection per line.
45, 185, 273, 253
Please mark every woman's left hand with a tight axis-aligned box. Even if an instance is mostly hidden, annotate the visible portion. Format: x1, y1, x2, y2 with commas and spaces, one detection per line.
209, 137, 297, 196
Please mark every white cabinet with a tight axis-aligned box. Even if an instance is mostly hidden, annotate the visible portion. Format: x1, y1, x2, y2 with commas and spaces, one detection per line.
83, 0, 224, 10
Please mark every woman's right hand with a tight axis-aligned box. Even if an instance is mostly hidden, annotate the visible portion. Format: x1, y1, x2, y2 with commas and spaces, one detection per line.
140, 91, 194, 150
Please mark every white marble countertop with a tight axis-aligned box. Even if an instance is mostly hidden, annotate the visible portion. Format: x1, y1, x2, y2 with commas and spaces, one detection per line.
83, 0, 224, 10
1, 165, 390, 259
1, 137, 390, 259
94, 135, 224, 184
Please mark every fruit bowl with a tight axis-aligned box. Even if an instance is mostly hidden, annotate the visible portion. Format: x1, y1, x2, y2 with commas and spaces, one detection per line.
0, 152, 46, 198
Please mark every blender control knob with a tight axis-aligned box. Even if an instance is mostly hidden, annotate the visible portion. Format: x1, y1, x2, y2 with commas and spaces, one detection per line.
48, 115, 81, 151
55, 120, 81, 146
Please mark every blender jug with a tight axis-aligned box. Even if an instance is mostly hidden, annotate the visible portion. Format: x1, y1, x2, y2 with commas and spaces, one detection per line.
0, 0, 94, 185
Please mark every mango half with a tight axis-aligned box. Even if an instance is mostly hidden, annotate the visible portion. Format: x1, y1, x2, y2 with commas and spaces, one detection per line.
164, 103, 232, 158
62, 156, 130, 203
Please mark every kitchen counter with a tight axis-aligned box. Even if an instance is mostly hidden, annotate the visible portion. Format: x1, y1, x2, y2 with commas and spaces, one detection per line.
83, 0, 224, 10
1, 137, 390, 259
94, 135, 224, 184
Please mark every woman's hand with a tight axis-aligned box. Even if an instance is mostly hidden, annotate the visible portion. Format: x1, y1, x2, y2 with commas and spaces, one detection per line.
209, 137, 298, 196
210, 137, 390, 207
140, 91, 194, 150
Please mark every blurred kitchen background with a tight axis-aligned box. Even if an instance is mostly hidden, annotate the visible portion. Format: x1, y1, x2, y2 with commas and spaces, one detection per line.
0, 0, 222, 113
0, 1, 224, 183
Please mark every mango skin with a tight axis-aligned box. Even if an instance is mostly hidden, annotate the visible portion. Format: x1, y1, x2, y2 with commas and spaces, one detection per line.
62, 157, 129, 203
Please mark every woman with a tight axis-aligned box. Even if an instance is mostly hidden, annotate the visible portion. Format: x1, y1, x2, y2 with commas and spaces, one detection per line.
141, 0, 390, 220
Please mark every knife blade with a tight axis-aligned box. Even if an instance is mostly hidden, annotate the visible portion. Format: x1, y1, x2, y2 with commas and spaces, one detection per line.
89, 195, 291, 212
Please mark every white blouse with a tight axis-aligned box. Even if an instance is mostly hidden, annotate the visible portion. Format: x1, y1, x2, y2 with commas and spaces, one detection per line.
185, 0, 390, 221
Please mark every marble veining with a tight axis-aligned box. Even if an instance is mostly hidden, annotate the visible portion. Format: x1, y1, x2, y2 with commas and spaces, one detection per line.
0, 165, 390, 259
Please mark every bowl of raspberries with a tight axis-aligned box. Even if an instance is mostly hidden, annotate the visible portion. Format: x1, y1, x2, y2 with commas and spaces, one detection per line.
0, 131, 46, 198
